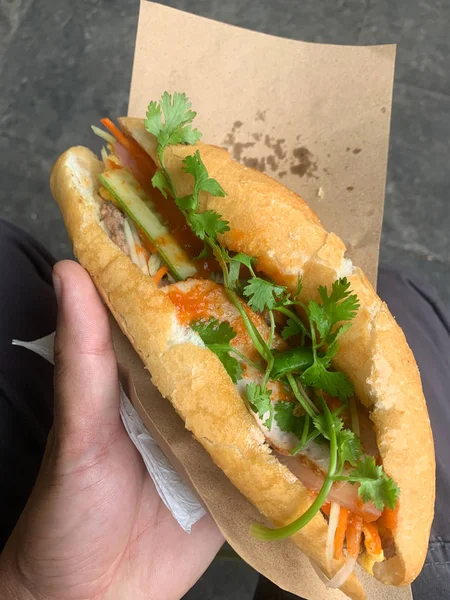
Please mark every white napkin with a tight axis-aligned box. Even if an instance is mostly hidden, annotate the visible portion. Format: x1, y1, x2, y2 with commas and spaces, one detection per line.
12, 332, 206, 533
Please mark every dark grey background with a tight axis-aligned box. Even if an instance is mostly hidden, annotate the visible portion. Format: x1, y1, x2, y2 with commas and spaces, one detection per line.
1, 0, 449, 597
1, 0, 449, 308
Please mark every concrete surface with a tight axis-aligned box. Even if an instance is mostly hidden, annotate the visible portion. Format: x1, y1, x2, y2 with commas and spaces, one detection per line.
1, 0, 448, 305
1, 1, 449, 598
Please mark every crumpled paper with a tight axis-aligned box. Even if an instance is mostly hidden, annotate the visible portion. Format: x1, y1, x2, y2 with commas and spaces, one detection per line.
12, 332, 206, 533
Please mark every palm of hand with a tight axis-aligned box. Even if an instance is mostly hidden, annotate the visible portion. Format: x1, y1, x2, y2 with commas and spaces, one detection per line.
11, 420, 220, 600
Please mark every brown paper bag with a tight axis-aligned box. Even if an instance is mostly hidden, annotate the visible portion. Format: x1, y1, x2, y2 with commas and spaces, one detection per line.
112, 2, 413, 598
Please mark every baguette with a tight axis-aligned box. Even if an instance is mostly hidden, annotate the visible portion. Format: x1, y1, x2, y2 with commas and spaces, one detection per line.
49, 108, 434, 597
120, 117, 436, 586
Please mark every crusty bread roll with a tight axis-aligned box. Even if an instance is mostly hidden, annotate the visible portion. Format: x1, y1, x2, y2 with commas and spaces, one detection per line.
50, 114, 434, 597
50, 147, 365, 600
120, 117, 436, 586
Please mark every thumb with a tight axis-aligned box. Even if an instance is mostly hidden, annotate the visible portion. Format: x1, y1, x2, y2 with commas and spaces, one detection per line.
53, 260, 121, 451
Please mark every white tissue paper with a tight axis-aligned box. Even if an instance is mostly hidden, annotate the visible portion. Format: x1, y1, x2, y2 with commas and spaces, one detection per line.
12, 332, 206, 533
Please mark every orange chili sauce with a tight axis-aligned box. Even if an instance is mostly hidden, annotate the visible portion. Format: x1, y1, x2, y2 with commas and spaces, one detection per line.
166, 284, 222, 325
166, 281, 273, 363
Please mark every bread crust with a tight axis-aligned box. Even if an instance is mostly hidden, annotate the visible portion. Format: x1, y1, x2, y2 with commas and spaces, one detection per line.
119, 118, 436, 586
50, 146, 365, 600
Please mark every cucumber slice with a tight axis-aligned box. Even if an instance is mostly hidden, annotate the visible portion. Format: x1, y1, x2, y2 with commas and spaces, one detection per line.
99, 168, 197, 280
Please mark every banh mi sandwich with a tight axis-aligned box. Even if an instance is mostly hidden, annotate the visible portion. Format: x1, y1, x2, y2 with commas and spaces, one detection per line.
50, 92, 435, 599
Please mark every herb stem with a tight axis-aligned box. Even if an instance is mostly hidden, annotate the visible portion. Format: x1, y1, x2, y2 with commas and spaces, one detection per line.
310, 321, 318, 361
268, 310, 275, 349
273, 306, 309, 341
226, 288, 271, 363
291, 428, 322, 455
263, 356, 274, 388
230, 349, 263, 372
286, 374, 318, 418
301, 414, 310, 447
251, 399, 338, 541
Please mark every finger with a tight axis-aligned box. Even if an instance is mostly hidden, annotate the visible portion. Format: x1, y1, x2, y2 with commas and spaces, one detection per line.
53, 260, 121, 450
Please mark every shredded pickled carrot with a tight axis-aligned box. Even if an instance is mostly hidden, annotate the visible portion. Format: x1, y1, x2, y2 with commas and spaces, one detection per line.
154, 265, 168, 285
100, 118, 135, 153
321, 502, 331, 517
333, 506, 350, 560
346, 513, 363, 558
362, 522, 382, 555
381, 503, 399, 531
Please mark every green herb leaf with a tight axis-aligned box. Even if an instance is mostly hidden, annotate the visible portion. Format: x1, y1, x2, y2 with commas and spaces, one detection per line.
243, 277, 287, 312
293, 277, 303, 300
188, 210, 230, 241
301, 358, 354, 401
318, 278, 360, 329
227, 261, 241, 291
274, 401, 305, 439
226, 252, 256, 290
145, 92, 201, 151
176, 194, 197, 212
191, 318, 236, 345
281, 318, 303, 340
215, 351, 243, 385
194, 244, 210, 260
338, 428, 362, 467
325, 323, 352, 360
151, 170, 170, 198
232, 252, 256, 271
348, 455, 400, 510
191, 318, 242, 383
273, 277, 303, 308
312, 411, 343, 439
247, 383, 273, 427
182, 150, 226, 213
308, 300, 330, 342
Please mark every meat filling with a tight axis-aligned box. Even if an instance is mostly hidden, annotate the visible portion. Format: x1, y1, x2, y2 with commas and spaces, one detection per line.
100, 201, 130, 257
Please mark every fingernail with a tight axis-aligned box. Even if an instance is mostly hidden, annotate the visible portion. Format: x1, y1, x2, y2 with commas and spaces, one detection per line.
52, 271, 62, 304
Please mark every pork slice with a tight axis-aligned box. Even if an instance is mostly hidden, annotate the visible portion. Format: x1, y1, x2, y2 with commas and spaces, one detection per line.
100, 201, 130, 257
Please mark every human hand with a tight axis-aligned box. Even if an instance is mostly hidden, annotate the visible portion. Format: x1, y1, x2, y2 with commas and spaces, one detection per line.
0, 260, 223, 600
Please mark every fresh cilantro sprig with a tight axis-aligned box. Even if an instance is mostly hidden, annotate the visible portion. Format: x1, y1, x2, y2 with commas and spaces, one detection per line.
274, 401, 305, 438
191, 319, 242, 383
299, 278, 358, 402
308, 278, 359, 346
313, 411, 362, 468
251, 395, 398, 542
310, 406, 398, 510
247, 383, 273, 429
145, 92, 201, 163
251, 395, 338, 541
243, 278, 287, 312
301, 357, 354, 401
143, 93, 399, 543
332, 455, 400, 510
145, 95, 269, 366
191, 318, 261, 383
146, 93, 229, 248
241, 271, 357, 402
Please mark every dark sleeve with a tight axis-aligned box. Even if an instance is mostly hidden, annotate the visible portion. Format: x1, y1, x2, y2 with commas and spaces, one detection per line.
0, 219, 56, 549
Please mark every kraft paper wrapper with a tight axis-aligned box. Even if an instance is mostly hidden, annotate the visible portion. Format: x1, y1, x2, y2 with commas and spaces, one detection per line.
112, 2, 413, 598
